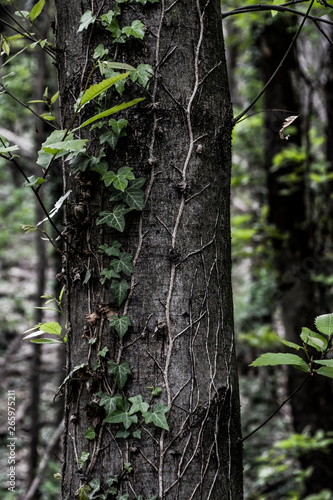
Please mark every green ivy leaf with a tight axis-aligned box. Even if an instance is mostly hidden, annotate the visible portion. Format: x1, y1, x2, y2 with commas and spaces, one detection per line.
80, 73, 128, 107
29, 0, 45, 21
250, 353, 309, 372
122, 20, 145, 40
88, 478, 101, 497
78, 451, 90, 469
143, 402, 170, 431
100, 130, 119, 150
105, 409, 137, 430
93, 44, 109, 60
96, 204, 132, 232
315, 313, 333, 336
107, 360, 131, 389
111, 279, 130, 306
43, 138, 87, 155
111, 252, 133, 276
85, 426, 96, 440
123, 185, 145, 210
130, 64, 154, 88
115, 429, 131, 439
128, 395, 149, 415
77, 98, 145, 130
98, 392, 122, 415
109, 315, 132, 339
77, 10, 96, 32
99, 241, 122, 257
102, 166, 134, 191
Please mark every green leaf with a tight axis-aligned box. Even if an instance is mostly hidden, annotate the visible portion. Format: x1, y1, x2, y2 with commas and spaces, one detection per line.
100, 130, 119, 150
115, 429, 130, 439
123, 185, 145, 210
99, 241, 122, 257
132, 429, 141, 439
107, 360, 131, 389
128, 395, 149, 415
98, 346, 109, 357
109, 118, 128, 135
102, 167, 135, 191
130, 64, 154, 88
97, 204, 132, 232
151, 387, 162, 397
88, 478, 101, 497
111, 252, 133, 276
38, 321, 62, 336
111, 279, 130, 306
122, 20, 145, 40
105, 62, 135, 71
29, 0, 45, 21
301, 327, 328, 352
50, 90, 59, 105
77, 10, 96, 32
315, 359, 333, 367
43, 138, 87, 155
30, 338, 63, 344
143, 402, 170, 431
23, 175, 46, 188
109, 315, 132, 339
93, 44, 109, 60
98, 392, 122, 415
315, 313, 333, 336
275, 335, 302, 351
77, 98, 145, 130
85, 426, 96, 440
78, 451, 90, 469
80, 73, 129, 107
0, 144, 19, 154
316, 366, 333, 379
104, 408, 137, 430
250, 352, 309, 372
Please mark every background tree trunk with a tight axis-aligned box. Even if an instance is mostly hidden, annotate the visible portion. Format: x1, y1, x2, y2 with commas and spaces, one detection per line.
55, 1, 243, 498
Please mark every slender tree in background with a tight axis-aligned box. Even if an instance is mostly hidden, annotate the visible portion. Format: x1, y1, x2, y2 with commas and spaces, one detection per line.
54, 0, 242, 498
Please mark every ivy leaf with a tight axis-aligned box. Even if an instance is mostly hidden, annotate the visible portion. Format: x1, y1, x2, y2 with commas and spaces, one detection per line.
128, 395, 149, 415
77, 10, 96, 32
109, 118, 128, 135
132, 429, 141, 439
93, 44, 109, 60
115, 429, 130, 439
43, 138, 87, 155
300, 327, 327, 352
142, 402, 170, 431
130, 64, 154, 88
315, 313, 333, 336
77, 98, 145, 130
100, 130, 118, 150
123, 185, 145, 210
104, 408, 137, 430
96, 204, 132, 232
111, 279, 130, 306
107, 361, 131, 390
85, 426, 96, 440
98, 392, 122, 415
122, 20, 145, 40
80, 73, 129, 107
29, 0, 45, 21
102, 166, 134, 191
250, 353, 309, 373
99, 241, 122, 257
88, 478, 101, 497
111, 252, 133, 276
109, 315, 132, 339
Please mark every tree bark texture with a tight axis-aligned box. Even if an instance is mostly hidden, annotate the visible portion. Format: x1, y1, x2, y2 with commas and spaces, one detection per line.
55, 1, 242, 498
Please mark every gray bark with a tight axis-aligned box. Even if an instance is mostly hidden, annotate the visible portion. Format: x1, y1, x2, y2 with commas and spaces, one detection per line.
55, 1, 242, 498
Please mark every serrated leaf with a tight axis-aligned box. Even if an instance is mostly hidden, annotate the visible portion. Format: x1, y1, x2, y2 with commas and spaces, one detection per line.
143, 402, 169, 431
301, 327, 328, 352
77, 98, 145, 130
23, 175, 46, 188
109, 315, 132, 339
128, 395, 149, 415
29, 0, 45, 21
80, 73, 128, 107
275, 335, 301, 351
107, 360, 131, 389
77, 10, 96, 32
38, 321, 62, 336
111, 279, 130, 306
250, 352, 309, 372
315, 313, 333, 336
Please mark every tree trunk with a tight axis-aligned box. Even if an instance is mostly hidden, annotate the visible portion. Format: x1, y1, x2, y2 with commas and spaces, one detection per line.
55, 1, 242, 498
260, 15, 333, 494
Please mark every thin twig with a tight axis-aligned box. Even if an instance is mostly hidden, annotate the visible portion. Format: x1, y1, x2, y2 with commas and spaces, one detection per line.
233, 0, 315, 124
241, 373, 311, 442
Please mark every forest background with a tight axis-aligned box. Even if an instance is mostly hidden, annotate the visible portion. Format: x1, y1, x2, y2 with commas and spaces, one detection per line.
1, 0, 333, 499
